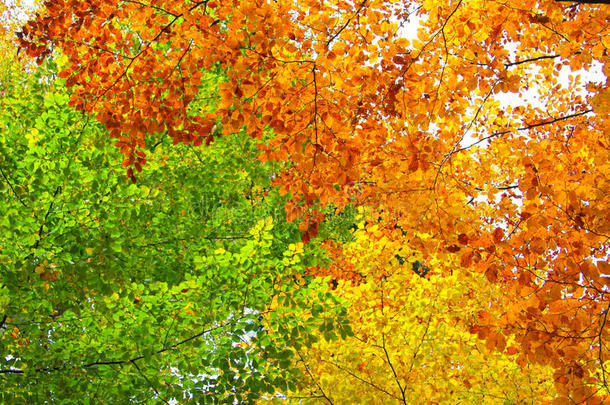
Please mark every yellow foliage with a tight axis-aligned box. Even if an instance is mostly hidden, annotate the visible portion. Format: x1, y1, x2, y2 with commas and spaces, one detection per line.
269, 228, 557, 404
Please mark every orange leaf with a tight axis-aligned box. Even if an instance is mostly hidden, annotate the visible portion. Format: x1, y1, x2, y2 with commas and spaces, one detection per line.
408, 157, 419, 172
458, 233, 469, 245
492, 227, 504, 243
460, 251, 473, 267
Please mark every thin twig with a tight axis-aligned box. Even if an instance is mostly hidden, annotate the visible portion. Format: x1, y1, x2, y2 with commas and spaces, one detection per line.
452, 109, 593, 154
33, 186, 62, 249
381, 333, 407, 404
0, 312, 265, 374
0, 166, 28, 208
130, 359, 170, 404
326, 0, 368, 47
296, 349, 334, 404
598, 300, 610, 393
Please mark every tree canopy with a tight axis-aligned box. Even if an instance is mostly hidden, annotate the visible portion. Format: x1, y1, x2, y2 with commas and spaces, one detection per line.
1, 0, 610, 403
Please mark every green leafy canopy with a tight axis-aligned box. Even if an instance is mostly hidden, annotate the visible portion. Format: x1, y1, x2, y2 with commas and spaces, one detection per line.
0, 60, 350, 404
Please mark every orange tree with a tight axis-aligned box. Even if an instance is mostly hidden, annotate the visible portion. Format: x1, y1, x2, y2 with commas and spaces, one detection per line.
15, 0, 610, 402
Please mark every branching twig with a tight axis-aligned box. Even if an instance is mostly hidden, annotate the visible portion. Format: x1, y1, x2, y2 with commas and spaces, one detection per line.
0, 312, 264, 375
452, 109, 593, 155
0, 165, 27, 208
321, 358, 402, 401
130, 359, 170, 404
296, 349, 334, 404
381, 333, 407, 404
326, 0, 368, 47
32, 186, 61, 250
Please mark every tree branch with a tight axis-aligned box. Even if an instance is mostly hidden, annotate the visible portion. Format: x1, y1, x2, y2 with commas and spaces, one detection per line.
0, 312, 263, 375
326, 0, 367, 47
598, 300, 610, 394
295, 349, 334, 404
453, 109, 593, 154
381, 333, 407, 404
33, 186, 62, 250
130, 359, 170, 405
0, 165, 28, 208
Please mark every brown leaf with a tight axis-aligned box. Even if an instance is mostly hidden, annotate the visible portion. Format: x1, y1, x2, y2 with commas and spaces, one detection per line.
492, 227, 504, 244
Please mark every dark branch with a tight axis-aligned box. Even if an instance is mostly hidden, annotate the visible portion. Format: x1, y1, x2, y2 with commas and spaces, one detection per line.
505, 54, 560, 68
0, 165, 28, 208
33, 186, 62, 250
454, 109, 593, 154
0, 312, 265, 375
326, 0, 367, 47
381, 333, 407, 404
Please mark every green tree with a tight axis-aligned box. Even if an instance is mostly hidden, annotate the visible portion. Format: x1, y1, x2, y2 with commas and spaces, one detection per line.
0, 59, 350, 403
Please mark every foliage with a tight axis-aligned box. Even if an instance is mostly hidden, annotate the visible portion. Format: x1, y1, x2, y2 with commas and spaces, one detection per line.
0, 61, 350, 403
6, 0, 610, 403
267, 224, 560, 404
